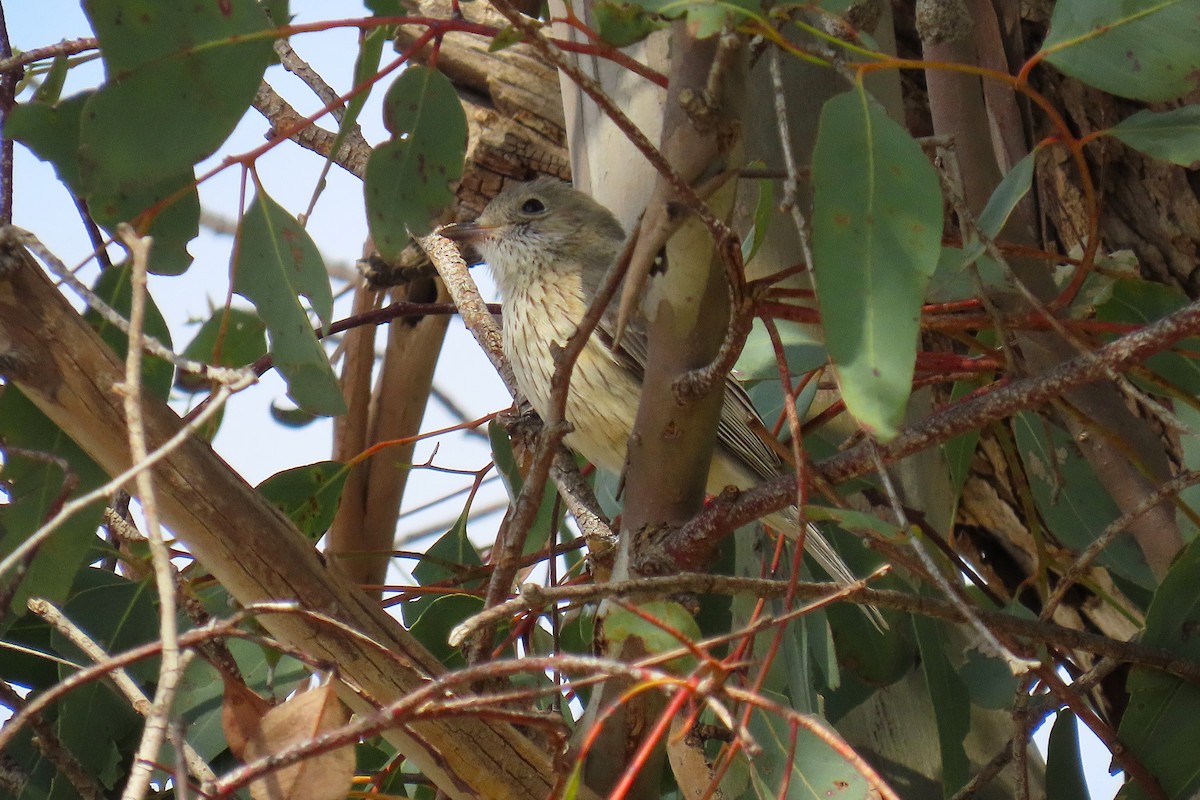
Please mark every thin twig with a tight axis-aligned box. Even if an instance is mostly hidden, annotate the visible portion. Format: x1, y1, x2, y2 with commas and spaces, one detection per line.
0, 36, 97, 73
0, 2, 16, 226
446, 572, 1200, 682
673, 295, 1200, 542
868, 441, 1036, 673
7, 227, 251, 384
0, 377, 245, 581
1043, 469, 1200, 619
27, 598, 216, 787
769, 46, 815, 272
114, 225, 182, 800
0, 681, 105, 800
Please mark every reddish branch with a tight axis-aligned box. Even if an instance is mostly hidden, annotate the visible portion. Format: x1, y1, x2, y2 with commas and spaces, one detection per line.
671, 296, 1200, 551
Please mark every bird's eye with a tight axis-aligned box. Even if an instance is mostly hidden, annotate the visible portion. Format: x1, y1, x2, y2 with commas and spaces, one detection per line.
521, 198, 546, 214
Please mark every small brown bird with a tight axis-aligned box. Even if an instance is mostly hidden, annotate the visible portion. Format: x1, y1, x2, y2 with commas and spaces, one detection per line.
443, 177, 858, 585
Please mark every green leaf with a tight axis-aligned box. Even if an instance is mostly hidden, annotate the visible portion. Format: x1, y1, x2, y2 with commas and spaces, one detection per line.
256, 462, 349, 540
365, 0, 404, 13
487, 420, 564, 556
825, 569, 916, 690
177, 307, 268, 392
734, 319, 826, 382
929, 248, 1008, 303
0, 390, 108, 613
603, 600, 700, 673
89, 171, 200, 276
269, 401, 321, 428
742, 168, 776, 265
1046, 712, 1090, 800
962, 150, 1037, 265
326, 26, 388, 176
1040, 0, 1200, 102
812, 87, 943, 440
5, 93, 87, 188
1013, 412, 1156, 590
365, 66, 467, 258
33, 54, 70, 104
233, 187, 346, 416
402, 510, 484, 626
1096, 278, 1200, 395
912, 612, 970, 798
50, 570, 159, 791
1117, 534, 1200, 800
592, 0, 666, 47
408, 593, 484, 667
82, 265, 174, 401
78, 0, 274, 192
1108, 104, 1200, 167
7, 92, 199, 275
488, 25, 525, 52
943, 379, 984, 502
744, 690, 871, 799
804, 505, 904, 542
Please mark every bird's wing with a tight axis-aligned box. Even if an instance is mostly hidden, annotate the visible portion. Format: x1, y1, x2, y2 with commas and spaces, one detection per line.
596, 314, 784, 484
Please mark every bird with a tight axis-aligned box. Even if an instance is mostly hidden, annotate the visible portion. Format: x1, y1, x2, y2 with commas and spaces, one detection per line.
441, 177, 860, 587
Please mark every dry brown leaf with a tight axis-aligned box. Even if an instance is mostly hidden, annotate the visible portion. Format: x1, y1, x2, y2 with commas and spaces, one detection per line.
239, 681, 355, 800
222, 675, 275, 761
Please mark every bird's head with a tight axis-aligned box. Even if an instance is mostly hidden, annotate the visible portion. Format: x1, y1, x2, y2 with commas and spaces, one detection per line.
441, 178, 626, 292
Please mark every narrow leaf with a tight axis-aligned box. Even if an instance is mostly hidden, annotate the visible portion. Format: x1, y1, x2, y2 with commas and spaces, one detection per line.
325, 26, 387, 174
234, 188, 346, 416
744, 690, 871, 800
1108, 105, 1200, 167
964, 150, 1037, 264
1046, 712, 1090, 800
912, 613, 970, 798
812, 87, 943, 439
1013, 412, 1156, 591
0, 390, 108, 611
1118, 535, 1200, 800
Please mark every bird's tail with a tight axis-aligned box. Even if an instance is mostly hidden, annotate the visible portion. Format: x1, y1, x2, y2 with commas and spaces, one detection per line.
766, 508, 887, 630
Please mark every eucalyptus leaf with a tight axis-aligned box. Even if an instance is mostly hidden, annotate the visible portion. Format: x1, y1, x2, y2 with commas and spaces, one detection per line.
79, 0, 273, 192
812, 87, 943, 440
912, 612, 970, 798
0, 390, 108, 612
1117, 535, 1200, 800
177, 308, 267, 392
963, 150, 1036, 265
744, 690, 872, 799
1040, 0, 1200, 102
1013, 412, 1156, 591
256, 461, 349, 541
234, 187, 346, 416
83, 266, 174, 400
365, 66, 468, 258
7, 92, 199, 274
1108, 105, 1200, 167
1045, 712, 1090, 800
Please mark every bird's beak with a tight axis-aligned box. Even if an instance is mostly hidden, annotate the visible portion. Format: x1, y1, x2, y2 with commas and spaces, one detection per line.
439, 221, 494, 245
437, 221, 495, 267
